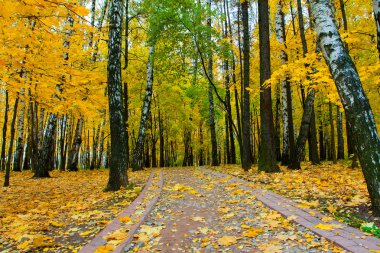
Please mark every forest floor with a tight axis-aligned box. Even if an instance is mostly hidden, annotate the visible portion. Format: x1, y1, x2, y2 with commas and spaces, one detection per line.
123, 167, 371, 253
0, 169, 150, 252
1, 163, 380, 253
214, 161, 376, 230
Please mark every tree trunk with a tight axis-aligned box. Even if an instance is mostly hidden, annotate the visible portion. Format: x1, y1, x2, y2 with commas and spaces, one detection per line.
241, 0, 252, 171
258, 0, 279, 173
329, 102, 337, 164
132, 46, 155, 171
97, 130, 105, 168
124, 82, 129, 169
34, 113, 57, 178
105, 0, 128, 191
288, 89, 316, 170
4, 96, 19, 186
67, 118, 84, 171
319, 105, 326, 160
373, 0, 380, 59
310, 0, 380, 214
90, 123, 100, 170
337, 106, 344, 159
199, 122, 204, 166
1, 91, 9, 171
276, 1, 295, 166
159, 110, 165, 167
13, 91, 25, 172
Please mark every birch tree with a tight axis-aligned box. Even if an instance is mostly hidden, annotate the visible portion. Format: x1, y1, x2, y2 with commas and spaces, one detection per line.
310, 0, 380, 214
105, 0, 128, 190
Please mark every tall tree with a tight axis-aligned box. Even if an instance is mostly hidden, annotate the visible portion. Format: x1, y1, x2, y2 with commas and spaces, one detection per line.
4, 96, 19, 186
34, 113, 57, 178
373, 0, 380, 59
13, 90, 25, 172
131, 46, 155, 171
241, 0, 252, 171
105, 0, 128, 191
276, 0, 295, 166
1, 91, 9, 171
258, 0, 279, 172
310, 0, 380, 214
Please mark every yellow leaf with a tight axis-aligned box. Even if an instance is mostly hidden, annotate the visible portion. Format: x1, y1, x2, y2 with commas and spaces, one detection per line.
243, 228, 264, 238
118, 216, 131, 223
217, 236, 239, 246
314, 223, 345, 231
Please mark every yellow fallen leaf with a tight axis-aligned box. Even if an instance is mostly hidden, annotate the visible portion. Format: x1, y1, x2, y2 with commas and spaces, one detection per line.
118, 216, 131, 223
94, 245, 115, 253
217, 235, 239, 246
243, 228, 264, 238
80, 230, 92, 236
191, 216, 205, 222
314, 223, 345, 231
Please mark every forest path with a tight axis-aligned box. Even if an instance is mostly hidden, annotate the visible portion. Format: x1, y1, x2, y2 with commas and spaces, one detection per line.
122, 167, 350, 253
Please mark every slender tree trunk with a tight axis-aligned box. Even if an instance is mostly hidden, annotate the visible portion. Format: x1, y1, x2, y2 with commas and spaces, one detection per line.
159, 110, 165, 167
67, 118, 84, 171
132, 46, 155, 171
105, 0, 128, 191
275, 82, 282, 162
373, 0, 380, 59
90, 123, 100, 170
1, 91, 9, 171
13, 92, 25, 172
199, 122, 204, 166
97, 130, 105, 168
288, 89, 316, 170
311, 0, 380, 213
241, 0, 252, 171
319, 105, 326, 160
276, 1, 295, 166
34, 113, 57, 178
337, 106, 344, 159
4, 96, 19, 186
258, 0, 279, 172
329, 102, 337, 163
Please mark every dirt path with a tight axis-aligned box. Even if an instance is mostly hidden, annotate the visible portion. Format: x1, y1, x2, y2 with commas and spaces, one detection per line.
125, 168, 345, 253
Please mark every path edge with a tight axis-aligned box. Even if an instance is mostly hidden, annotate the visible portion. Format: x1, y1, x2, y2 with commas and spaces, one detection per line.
112, 170, 164, 253
79, 170, 162, 253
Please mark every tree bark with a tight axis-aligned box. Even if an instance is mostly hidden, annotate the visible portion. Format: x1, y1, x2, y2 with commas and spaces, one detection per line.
373, 0, 380, 59
311, 0, 380, 214
329, 102, 337, 163
13, 91, 25, 172
241, 0, 252, 171
276, 1, 295, 166
1, 91, 9, 172
105, 0, 128, 191
67, 118, 83, 171
258, 0, 279, 173
337, 106, 344, 159
4, 96, 19, 186
132, 46, 155, 171
288, 89, 316, 170
34, 113, 57, 178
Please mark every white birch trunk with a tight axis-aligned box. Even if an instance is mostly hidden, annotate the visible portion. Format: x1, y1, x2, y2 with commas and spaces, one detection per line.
311, 0, 380, 213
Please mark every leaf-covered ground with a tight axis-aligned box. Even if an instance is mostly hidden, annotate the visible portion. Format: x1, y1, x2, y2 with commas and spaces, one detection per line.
126, 168, 344, 252
0, 169, 150, 252
214, 161, 377, 230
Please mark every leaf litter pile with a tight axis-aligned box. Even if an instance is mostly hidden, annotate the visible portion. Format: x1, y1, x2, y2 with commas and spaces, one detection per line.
0, 169, 150, 252
215, 162, 377, 232
126, 168, 343, 252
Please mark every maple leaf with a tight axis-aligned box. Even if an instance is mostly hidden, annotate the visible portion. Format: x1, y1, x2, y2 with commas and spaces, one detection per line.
217, 236, 239, 246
